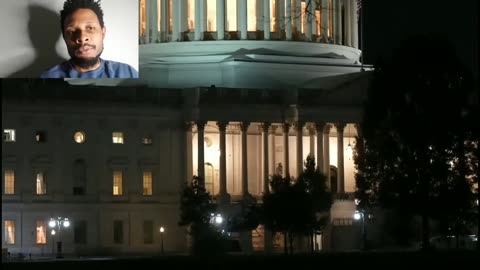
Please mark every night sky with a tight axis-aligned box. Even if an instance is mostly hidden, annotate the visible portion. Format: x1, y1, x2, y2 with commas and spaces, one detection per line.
362, 0, 478, 82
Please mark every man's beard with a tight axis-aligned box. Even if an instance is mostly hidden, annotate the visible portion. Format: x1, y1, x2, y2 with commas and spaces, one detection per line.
69, 45, 104, 69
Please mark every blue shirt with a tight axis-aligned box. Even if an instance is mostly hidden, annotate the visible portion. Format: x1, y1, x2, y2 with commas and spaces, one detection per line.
40, 59, 138, 78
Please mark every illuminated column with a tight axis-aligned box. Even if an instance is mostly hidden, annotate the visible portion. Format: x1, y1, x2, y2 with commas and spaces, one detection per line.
180, 0, 188, 37
255, 0, 265, 31
310, 0, 317, 39
276, 0, 285, 38
334, 0, 342, 44
238, 0, 248, 39
160, 0, 169, 41
146, 0, 159, 43
217, 0, 225, 40
283, 123, 290, 177
351, 0, 358, 48
321, 0, 328, 40
184, 122, 193, 183
194, 0, 202, 40
145, 0, 150, 43
241, 122, 250, 196
323, 124, 331, 182
196, 121, 206, 181
270, 125, 277, 175
293, 0, 301, 35
309, 125, 315, 157
335, 123, 346, 193
217, 121, 228, 195
345, 0, 352, 46
296, 122, 304, 177
172, 0, 180, 41
285, 0, 292, 40
263, 0, 270, 40
261, 122, 270, 194
305, 0, 313, 41
315, 122, 325, 174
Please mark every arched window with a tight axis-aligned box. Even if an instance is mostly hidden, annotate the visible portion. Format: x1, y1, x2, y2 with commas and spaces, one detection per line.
73, 159, 87, 195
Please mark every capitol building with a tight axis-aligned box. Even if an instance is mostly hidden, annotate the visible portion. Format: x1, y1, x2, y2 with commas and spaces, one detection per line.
2, 0, 372, 256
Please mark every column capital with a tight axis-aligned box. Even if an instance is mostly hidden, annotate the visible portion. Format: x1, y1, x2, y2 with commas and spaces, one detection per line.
294, 121, 305, 131
216, 121, 229, 131
269, 124, 278, 135
240, 122, 251, 132
315, 121, 326, 132
195, 121, 207, 131
282, 123, 291, 133
260, 122, 271, 133
335, 123, 346, 133
308, 124, 316, 135
323, 124, 332, 134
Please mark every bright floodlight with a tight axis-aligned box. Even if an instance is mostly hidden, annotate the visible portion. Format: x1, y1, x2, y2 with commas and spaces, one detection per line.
215, 215, 223, 224
160, 226, 165, 233
51, 229, 56, 236
63, 219, 70, 228
49, 220, 56, 228
353, 212, 361, 220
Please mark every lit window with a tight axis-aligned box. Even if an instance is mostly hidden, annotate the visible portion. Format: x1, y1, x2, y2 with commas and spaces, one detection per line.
4, 221, 15, 244
113, 171, 123, 196
74, 131, 85, 143
301, 1, 306, 33
140, 0, 146, 36
187, 0, 195, 31
112, 132, 124, 144
143, 171, 153, 195
327, 0, 333, 38
36, 221, 46, 244
226, 0, 237, 31
316, 10, 321, 35
36, 172, 46, 195
3, 129, 16, 142
247, 0, 256, 31
4, 170, 15, 195
270, 0, 276, 32
206, 0, 216, 31
35, 131, 46, 142
142, 135, 153, 145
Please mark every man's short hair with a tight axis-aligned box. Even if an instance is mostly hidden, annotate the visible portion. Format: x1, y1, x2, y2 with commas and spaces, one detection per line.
60, 0, 105, 35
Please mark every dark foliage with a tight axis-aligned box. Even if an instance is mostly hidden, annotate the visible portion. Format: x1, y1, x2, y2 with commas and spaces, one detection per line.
355, 35, 477, 249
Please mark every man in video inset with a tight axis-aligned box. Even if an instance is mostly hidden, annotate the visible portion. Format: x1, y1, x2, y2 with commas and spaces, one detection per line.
40, 0, 138, 78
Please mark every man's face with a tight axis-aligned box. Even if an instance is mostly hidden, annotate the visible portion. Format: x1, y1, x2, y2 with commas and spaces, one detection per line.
63, 8, 105, 69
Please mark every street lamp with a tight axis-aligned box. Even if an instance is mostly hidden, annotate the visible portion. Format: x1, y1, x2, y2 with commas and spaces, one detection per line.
353, 210, 367, 250
48, 217, 70, 258
50, 229, 56, 257
159, 226, 165, 255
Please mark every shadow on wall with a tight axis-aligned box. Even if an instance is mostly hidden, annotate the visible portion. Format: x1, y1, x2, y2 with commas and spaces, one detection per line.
7, 4, 66, 78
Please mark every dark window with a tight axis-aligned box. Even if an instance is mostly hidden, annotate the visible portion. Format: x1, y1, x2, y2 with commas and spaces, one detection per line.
73, 187, 85, 195
143, 220, 153, 244
74, 220, 87, 244
113, 220, 123, 244
73, 159, 86, 195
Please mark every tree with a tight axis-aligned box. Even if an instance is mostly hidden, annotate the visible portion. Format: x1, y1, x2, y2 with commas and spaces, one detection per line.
178, 176, 226, 255
297, 155, 333, 252
262, 155, 332, 254
355, 35, 476, 250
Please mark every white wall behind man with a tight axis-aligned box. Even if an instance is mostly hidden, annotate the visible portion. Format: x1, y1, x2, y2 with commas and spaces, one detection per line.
0, 0, 139, 78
